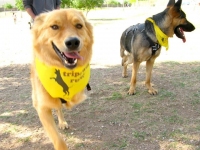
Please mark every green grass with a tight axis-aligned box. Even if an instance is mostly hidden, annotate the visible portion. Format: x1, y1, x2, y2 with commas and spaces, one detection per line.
17, 136, 31, 143
164, 115, 184, 124
107, 92, 123, 100
172, 81, 186, 88
74, 143, 85, 148
164, 61, 180, 67
132, 131, 147, 140
4, 124, 19, 134
132, 102, 143, 110
157, 89, 176, 101
109, 139, 128, 149
191, 91, 200, 105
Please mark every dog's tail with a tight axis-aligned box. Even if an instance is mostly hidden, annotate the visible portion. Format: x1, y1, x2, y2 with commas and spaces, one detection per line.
120, 47, 125, 57
121, 48, 130, 57
121, 50, 132, 66
120, 32, 129, 58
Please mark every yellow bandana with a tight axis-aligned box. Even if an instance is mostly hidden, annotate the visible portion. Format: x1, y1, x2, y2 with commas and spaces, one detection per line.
35, 58, 90, 101
147, 18, 169, 50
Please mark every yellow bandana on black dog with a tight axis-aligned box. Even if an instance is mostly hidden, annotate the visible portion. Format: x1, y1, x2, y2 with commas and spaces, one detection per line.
35, 58, 90, 101
147, 18, 169, 50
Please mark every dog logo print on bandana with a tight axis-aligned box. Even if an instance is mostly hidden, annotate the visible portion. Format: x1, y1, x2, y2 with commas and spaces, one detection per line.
50, 69, 71, 96
35, 58, 90, 101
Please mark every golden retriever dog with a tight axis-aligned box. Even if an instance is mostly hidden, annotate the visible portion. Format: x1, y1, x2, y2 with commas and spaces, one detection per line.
30, 9, 93, 150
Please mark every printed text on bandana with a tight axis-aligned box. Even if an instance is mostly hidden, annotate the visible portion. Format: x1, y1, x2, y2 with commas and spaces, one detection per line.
35, 58, 90, 100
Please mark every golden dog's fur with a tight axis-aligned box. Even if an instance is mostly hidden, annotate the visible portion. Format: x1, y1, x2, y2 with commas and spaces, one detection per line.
31, 9, 93, 150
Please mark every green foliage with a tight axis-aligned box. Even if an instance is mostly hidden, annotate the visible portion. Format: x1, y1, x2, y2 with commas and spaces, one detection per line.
124, 0, 131, 5
61, 0, 104, 12
3, 3, 13, 9
129, 0, 149, 3
75, 0, 104, 11
107, 0, 120, 6
106, 0, 131, 6
129, 0, 136, 3
61, 0, 73, 8
15, 0, 24, 11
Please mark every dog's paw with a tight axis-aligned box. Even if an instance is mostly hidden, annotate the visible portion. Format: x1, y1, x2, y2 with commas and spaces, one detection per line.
122, 75, 128, 78
145, 83, 157, 95
148, 88, 158, 95
59, 121, 69, 130
127, 89, 136, 95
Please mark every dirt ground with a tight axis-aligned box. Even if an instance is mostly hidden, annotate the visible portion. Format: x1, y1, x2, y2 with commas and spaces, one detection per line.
0, 6, 200, 150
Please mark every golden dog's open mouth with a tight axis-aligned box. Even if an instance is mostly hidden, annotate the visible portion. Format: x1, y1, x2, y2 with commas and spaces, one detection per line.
52, 42, 83, 69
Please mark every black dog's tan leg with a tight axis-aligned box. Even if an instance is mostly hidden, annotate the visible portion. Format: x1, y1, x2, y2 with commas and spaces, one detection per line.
145, 59, 158, 95
122, 56, 129, 78
122, 55, 133, 78
57, 108, 69, 130
36, 107, 68, 150
128, 61, 140, 95
122, 56, 128, 78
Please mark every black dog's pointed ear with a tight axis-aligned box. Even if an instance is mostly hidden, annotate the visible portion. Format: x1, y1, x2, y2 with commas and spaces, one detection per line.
167, 0, 175, 7
174, 0, 182, 8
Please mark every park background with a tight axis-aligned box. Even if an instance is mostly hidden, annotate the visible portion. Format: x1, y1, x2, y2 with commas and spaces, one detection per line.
0, 0, 200, 150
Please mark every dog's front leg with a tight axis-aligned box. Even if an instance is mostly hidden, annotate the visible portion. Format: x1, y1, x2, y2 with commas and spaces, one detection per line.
57, 108, 69, 130
128, 61, 140, 95
145, 59, 158, 95
36, 107, 68, 150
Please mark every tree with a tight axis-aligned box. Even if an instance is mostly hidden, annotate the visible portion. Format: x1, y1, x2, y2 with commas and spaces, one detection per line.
3, 3, 13, 15
15, 0, 24, 18
74, 0, 104, 14
124, 0, 131, 6
15, 0, 24, 11
61, 0, 104, 15
3, 3, 13, 10
107, 0, 119, 6
61, 0, 73, 8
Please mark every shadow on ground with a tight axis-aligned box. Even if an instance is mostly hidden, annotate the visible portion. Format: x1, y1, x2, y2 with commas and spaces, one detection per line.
0, 61, 200, 150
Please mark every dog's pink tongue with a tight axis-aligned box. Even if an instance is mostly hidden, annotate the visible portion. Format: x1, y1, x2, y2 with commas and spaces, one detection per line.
183, 37, 186, 43
64, 52, 83, 60
180, 28, 186, 43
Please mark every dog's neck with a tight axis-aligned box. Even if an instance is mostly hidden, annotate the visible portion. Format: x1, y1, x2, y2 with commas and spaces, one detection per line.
145, 9, 171, 49
145, 20, 158, 43
146, 18, 169, 50
152, 9, 173, 36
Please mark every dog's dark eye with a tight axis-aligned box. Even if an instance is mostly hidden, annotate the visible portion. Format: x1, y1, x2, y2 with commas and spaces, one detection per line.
51, 25, 59, 30
76, 24, 82, 29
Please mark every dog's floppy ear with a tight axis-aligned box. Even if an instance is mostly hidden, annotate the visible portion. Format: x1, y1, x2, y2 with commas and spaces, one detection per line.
167, 0, 175, 7
174, 0, 182, 9
85, 21, 93, 36
32, 13, 47, 35
33, 13, 46, 29
32, 13, 47, 46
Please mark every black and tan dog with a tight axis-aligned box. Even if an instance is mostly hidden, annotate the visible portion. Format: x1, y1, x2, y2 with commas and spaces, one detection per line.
120, 0, 195, 95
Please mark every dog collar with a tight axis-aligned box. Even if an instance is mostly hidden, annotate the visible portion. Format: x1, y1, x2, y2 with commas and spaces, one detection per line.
147, 18, 169, 50
35, 58, 90, 101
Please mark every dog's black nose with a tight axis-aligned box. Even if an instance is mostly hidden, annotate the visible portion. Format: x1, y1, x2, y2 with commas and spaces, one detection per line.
65, 37, 80, 50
